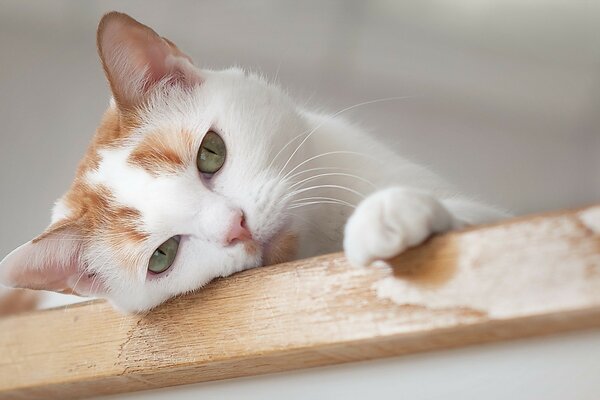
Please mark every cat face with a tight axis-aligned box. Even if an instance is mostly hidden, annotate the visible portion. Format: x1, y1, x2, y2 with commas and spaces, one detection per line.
0, 12, 307, 312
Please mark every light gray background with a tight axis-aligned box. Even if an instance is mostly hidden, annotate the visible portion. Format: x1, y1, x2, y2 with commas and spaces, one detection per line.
1, 0, 599, 257
0, 1, 599, 399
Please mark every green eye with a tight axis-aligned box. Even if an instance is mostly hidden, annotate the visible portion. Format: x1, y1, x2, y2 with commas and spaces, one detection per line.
148, 236, 180, 274
197, 131, 226, 174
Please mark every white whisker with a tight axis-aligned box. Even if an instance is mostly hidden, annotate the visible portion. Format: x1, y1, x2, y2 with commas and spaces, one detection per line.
277, 96, 415, 177
282, 151, 374, 181
288, 201, 356, 210
286, 184, 366, 200
289, 196, 357, 208
289, 172, 376, 190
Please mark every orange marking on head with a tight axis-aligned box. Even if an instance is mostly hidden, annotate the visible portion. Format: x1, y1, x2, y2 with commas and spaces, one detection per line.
75, 106, 135, 178
60, 107, 144, 243
37, 104, 153, 273
49, 182, 149, 271
69, 184, 147, 236
128, 130, 196, 175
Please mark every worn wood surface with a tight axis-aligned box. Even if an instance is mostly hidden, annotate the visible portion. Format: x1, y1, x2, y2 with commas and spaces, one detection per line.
1, 205, 599, 399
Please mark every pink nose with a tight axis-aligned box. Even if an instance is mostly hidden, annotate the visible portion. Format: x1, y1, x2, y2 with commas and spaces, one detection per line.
225, 212, 252, 244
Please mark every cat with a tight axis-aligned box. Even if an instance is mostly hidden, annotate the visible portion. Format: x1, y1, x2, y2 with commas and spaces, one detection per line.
0, 12, 508, 313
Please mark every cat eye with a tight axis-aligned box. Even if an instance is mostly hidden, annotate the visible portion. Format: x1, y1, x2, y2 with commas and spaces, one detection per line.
197, 131, 226, 175
148, 236, 180, 274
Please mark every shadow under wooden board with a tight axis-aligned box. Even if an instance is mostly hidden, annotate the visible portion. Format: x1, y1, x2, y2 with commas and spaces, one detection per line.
1, 205, 599, 399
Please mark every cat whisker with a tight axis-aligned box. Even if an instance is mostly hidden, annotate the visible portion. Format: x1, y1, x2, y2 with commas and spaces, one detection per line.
277, 96, 415, 178
267, 130, 309, 171
289, 196, 357, 208
68, 239, 139, 297
288, 201, 356, 210
286, 166, 360, 181
285, 184, 366, 200
289, 172, 376, 190
69, 268, 91, 299
282, 151, 375, 182
90, 274, 104, 296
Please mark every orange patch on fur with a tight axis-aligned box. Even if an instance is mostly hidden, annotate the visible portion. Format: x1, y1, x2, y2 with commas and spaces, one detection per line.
68, 107, 146, 246
75, 107, 133, 178
128, 130, 196, 175
46, 182, 149, 271
70, 184, 147, 238
244, 241, 260, 256
35, 106, 151, 272
264, 231, 298, 266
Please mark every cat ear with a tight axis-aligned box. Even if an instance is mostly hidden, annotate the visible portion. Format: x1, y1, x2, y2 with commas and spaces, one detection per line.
0, 221, 106, 297
97, 11, 202, 114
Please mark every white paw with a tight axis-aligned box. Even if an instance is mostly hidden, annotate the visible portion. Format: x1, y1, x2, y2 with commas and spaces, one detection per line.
343, 188, 456, 267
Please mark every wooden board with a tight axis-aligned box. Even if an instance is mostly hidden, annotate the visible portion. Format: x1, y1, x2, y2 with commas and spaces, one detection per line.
1, 205, 599, 399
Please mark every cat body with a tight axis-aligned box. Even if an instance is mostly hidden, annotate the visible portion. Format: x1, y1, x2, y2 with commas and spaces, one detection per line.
0, 12, 507, 313
292, 111, 506, 260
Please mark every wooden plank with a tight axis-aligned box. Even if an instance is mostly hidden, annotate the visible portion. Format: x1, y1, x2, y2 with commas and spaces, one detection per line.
1, 205, 599, 399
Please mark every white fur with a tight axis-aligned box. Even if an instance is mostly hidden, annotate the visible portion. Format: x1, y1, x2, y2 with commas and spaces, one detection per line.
58, 71, 305, 311
1, 56, 509, 313
72, 69, 504, 312
344, 188, 458, 267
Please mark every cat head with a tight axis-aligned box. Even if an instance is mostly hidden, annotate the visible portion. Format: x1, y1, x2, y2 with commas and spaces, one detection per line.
0, 12, 310, 312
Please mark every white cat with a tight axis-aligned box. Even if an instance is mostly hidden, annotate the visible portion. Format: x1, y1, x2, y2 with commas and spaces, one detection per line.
0, 12, 507, 313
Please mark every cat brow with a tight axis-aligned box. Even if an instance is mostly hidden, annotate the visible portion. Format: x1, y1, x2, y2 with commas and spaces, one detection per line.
128, 130, 196, 175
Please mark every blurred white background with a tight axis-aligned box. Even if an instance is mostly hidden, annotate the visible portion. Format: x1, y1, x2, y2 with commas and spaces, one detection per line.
1, 0, 599, 258
0, 1, 599, 399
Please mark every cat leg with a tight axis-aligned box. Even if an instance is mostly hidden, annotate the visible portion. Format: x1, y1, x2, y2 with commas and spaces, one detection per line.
343, 187, 463, 267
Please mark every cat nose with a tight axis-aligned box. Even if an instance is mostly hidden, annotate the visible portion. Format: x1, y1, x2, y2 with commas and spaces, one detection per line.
225, 211, 252, 245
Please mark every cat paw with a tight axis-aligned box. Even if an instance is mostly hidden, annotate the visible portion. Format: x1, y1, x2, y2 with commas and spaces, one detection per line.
343, 188, 456, 267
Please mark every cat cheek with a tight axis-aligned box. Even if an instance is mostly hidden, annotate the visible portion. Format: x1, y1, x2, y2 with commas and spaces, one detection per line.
243, 241, 260, 256
263, 231, 298, 266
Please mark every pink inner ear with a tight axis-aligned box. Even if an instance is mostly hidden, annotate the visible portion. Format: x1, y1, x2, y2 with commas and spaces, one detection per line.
64, 270, 107, 297
97, 12, 202, 110
0, 226, 106, 297
0, 240, 80, 293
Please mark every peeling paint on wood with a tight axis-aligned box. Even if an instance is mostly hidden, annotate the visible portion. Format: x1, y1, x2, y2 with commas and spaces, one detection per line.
374, 211, 600, 318
579, 206, 600, 234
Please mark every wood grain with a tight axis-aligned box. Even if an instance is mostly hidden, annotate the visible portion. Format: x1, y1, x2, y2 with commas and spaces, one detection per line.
1, 205, 599, 399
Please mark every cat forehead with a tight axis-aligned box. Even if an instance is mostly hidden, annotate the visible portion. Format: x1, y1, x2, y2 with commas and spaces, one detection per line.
137, 69, 296, 128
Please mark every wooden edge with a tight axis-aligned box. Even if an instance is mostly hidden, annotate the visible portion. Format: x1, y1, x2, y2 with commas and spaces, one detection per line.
1, 204, 599, 399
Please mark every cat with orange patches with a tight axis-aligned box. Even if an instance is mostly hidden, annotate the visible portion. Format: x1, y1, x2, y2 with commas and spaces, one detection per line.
0, 12, 507, 313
